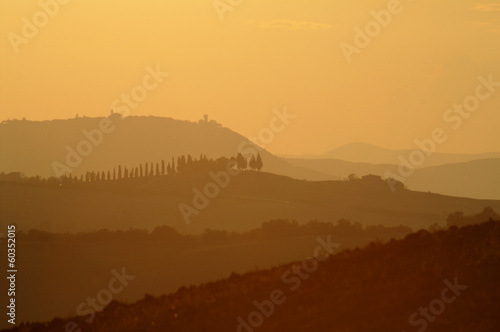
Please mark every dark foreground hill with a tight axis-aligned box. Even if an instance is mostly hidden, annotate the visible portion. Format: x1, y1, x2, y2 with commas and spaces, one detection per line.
0, 220, 411, 328
9, 220, 500, 332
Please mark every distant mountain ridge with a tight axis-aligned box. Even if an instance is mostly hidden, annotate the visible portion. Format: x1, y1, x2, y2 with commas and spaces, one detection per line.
284, 157, 500, 200
282, 142, 500, 167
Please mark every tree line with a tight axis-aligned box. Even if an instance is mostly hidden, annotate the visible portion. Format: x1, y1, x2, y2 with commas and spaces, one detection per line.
0, 153, 263, 185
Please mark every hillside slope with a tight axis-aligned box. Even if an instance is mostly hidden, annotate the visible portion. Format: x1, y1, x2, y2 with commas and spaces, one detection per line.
0, 116, 328, 180
408, 158, 500, 199
0, 220, 411, 329
9, 220, 499, 332
2, 172, 500, 234
285, 157, 500, 199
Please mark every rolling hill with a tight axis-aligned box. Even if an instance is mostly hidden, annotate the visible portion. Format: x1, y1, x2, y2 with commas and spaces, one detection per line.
6, 220, 499, 332
284, 157, 500, 199
1, 171, 499, 235
2, 117, 498, 200
0, 219, 411, 329
0, 116, 328, 181
288, 142, 500, 166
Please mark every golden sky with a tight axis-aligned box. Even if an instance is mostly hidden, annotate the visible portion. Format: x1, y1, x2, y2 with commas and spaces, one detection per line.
1, 0, 499, 155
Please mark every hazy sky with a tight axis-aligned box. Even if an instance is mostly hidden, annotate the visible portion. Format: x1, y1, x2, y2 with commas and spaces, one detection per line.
1, 0, 499, 155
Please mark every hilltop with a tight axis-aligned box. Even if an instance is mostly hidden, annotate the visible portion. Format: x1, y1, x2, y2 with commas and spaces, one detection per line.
0, 115, 327, 180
